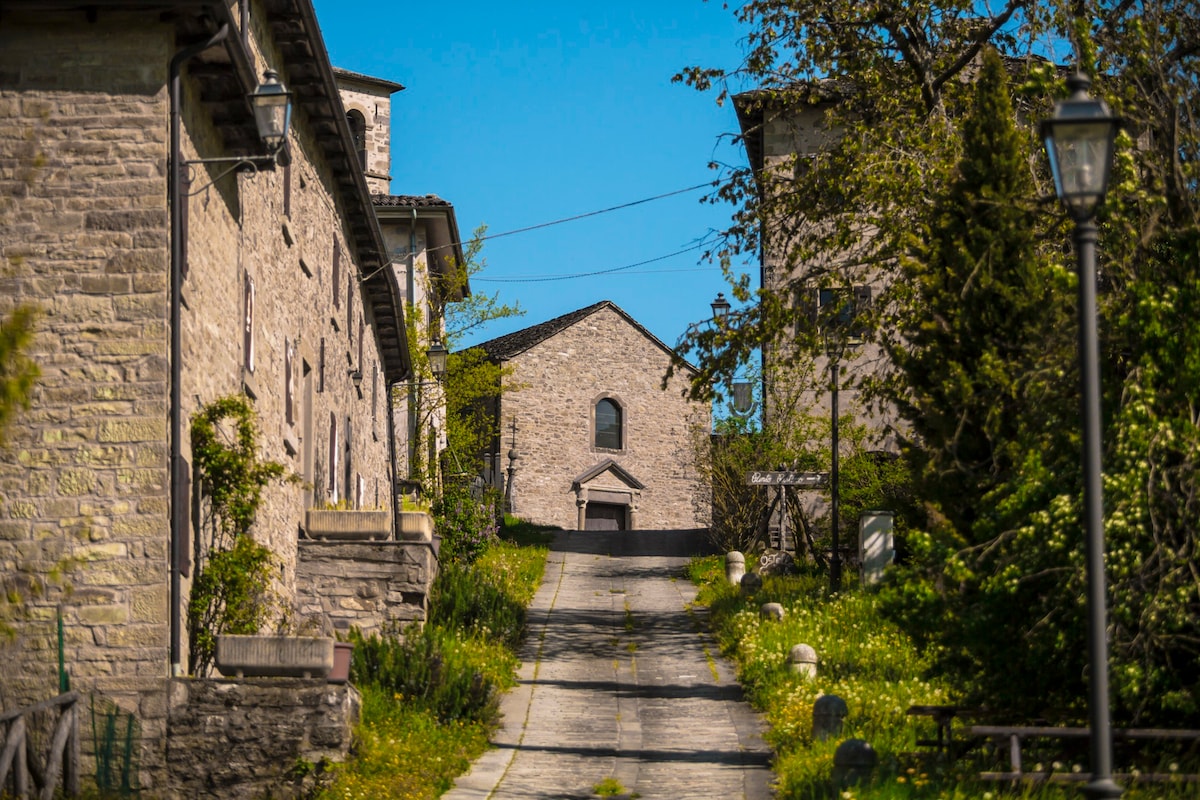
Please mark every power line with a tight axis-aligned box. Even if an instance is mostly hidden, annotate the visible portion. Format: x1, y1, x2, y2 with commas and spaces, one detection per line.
359, 180, 717, 285
473, 181, 716, 245
473, 244, 707, 283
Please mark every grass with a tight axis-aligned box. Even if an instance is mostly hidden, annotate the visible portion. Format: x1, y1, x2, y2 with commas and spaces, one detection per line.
686, 555, 1199, 800
315, 518, 554, 800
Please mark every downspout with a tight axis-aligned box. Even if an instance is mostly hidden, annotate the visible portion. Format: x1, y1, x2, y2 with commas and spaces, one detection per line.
168, 23, 230, 676
407, 208, 418, 484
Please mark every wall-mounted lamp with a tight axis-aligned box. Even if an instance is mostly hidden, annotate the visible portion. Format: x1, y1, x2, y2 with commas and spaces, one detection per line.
427, 340, 448, 381
348, 369, 363, 390
248, 69, 292, 154
184, 69, 294, 189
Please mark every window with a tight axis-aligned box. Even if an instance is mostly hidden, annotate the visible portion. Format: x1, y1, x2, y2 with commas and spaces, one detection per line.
796, 284, 872, 340
594, 398, 622, 450
346, 110, 367, 171
328, 411, 338, 502
332, 239, 341, 310
318, 337, 325, 393
285, 338, 295, 426
243, 273, 255, 373
283, 161, 292, 218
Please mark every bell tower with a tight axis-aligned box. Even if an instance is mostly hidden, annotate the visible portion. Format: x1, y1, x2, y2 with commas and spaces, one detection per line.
332, 68, 404, 194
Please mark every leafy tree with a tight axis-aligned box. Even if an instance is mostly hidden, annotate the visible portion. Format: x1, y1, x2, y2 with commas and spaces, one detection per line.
401, 227, 522, 491
878, 49, 1087, 716
678, 2, 1200, 724
695, 371, 911, 562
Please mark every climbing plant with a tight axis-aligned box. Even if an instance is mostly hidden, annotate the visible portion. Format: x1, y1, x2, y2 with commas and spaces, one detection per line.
187, 395, 294, 675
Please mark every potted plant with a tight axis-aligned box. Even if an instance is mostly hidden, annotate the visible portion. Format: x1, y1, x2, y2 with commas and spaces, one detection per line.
187, 396, 299, 676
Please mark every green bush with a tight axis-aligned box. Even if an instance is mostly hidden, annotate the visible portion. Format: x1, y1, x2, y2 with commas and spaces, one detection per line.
349, 539, 545, 727
350, 624, 512, 727
434, 483, 500, 565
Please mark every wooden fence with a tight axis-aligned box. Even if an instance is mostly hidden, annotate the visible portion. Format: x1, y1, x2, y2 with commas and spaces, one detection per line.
0, 691, 80, 799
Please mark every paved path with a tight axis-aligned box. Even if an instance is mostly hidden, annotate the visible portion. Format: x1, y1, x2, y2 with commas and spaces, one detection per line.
444, 529, 774, 799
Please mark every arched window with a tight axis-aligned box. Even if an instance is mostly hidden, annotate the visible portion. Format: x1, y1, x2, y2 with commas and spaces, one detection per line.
594, 398, 622, 450
346, 109, 367, 170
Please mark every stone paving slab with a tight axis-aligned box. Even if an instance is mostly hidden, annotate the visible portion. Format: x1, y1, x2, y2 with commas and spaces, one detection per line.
443, 530, 774, 799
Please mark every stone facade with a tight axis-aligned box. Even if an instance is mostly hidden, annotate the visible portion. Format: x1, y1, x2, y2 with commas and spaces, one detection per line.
476, 302, 710, 531
0, 3, 412, 792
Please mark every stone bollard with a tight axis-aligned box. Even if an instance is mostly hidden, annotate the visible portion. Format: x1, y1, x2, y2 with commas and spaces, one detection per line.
812, 694, 848, 741
760, 602, 785, 621
739, 571, 762, 595
788, 644, 818, 678
832, 738, 877, 789
725, 551, 746, 585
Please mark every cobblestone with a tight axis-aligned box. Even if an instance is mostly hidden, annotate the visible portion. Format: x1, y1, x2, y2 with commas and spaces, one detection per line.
445, 529, 774, 799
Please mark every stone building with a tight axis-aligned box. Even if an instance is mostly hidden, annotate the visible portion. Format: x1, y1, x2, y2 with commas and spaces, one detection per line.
330, 69, 467, 489
0, 1, 434, 792
474, 301, 710, 531
733, 85, 899, 446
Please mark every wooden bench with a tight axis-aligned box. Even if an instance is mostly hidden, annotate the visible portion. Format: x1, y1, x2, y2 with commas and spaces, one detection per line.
964, 724, 1200, 784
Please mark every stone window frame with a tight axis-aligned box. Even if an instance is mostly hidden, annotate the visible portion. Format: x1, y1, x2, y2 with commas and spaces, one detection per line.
591, 393, 626, 453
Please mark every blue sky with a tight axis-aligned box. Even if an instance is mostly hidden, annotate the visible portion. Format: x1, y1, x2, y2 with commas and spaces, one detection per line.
311, 0, 753, 352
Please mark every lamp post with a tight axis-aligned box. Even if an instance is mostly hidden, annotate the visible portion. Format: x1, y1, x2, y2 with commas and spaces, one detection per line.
1041, 71, 1122, 800
819, 288, 859, 594
828, 338, 843, 594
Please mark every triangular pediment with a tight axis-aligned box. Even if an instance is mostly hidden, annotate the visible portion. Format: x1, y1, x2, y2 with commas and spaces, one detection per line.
571, 459, 645, 491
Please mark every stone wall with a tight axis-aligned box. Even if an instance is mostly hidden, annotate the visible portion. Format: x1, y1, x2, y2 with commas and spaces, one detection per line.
0, 7, 405, 792
500, 305, 710, 530
295, 540, 435, 635
166, 677, 358, 799
0, 12, 177, 785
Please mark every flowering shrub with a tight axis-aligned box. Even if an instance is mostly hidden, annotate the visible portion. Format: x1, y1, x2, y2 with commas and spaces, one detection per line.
690, 555, 1199, 798
434, 483, 500, 565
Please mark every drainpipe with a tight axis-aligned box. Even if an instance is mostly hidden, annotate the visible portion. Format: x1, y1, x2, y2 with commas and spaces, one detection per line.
407, 208, 418, 483
168, 23, 230, 676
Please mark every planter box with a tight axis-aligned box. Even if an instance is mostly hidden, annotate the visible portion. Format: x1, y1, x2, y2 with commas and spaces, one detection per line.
305, 509, 391, 541
214, 635, 334, 679
397, 510, 433, 542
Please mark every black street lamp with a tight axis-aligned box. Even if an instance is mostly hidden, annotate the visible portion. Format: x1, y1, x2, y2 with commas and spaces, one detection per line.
426, 340, 449, 382
710, 292, 731, 321
1041, 71, 1123, 800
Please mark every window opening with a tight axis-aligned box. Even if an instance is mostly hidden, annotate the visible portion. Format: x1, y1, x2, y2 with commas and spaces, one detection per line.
595, 398, 622, 450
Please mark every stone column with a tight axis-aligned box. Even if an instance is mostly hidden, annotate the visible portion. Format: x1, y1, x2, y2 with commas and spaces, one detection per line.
575, 488, 588, 530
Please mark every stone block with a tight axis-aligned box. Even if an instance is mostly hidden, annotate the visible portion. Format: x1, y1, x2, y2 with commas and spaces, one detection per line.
98, 418, 163, 443
76, 603, 129, 625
